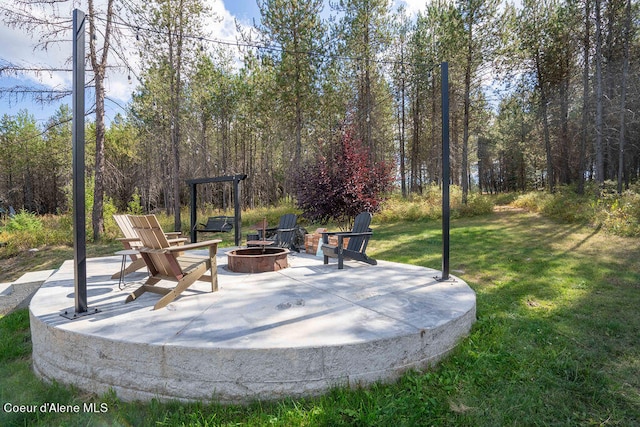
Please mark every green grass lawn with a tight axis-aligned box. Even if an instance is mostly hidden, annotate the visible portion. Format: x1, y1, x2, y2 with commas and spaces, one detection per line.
1, 209, 639, 426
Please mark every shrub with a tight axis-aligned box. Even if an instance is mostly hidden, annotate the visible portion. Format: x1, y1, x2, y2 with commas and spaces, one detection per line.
3, 210, 43, 233
126, 191, 144, 215
512, 191, 551, 212
296, 123, 394, 227
377, 186, 495, 222
460, 193, 495, 216
512, 189, 592, 223
377, 193, 440, 222
0, 211, 47, 257
594, 191, 640, 237
510, 185, 640, 237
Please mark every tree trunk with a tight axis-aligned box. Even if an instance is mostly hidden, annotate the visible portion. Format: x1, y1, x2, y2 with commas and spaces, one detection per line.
411, 90, 421, 193
462, 18, 473, 205
535, 45, 554, 193
88, 0, 114, 241
577, 0, 591, 195
92, 70, 106, 241
594, 0, 605, 187
400, 77, 407, 198
617, 0, 631, 194
560, 77, 570, 185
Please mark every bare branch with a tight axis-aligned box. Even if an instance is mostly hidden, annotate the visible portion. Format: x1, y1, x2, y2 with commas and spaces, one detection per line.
0, 85, 70, 104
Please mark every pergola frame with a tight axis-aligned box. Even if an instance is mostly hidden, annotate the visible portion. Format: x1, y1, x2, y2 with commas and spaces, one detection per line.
186, 174, 247, 246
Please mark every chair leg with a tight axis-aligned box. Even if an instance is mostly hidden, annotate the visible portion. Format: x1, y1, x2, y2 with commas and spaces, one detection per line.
124, 277, 161, 303
153, 263, 208, 310
209, 246, 218, 292
111, 258, 146, 279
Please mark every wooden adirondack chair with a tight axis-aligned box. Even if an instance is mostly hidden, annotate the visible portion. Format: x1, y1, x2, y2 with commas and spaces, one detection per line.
321, 212, 377, 269
112, 214, 186, 280
125, 215, 222, 310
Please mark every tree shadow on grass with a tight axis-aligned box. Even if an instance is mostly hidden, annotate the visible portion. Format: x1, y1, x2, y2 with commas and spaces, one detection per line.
368, 210, 640, 424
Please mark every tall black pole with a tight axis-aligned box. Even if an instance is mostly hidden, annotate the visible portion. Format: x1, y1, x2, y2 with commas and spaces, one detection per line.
190, 183, 197, 242
233, 177, 241, 246
72, 9, 88, 314
441, 62, 450, 281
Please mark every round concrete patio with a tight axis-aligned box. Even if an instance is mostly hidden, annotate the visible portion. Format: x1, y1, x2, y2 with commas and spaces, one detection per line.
29, 249, 476, 404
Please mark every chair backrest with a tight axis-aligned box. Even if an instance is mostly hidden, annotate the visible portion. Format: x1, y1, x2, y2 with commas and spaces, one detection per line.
114, 214, 137, 239
128, 215, 171, 250
114, 214, 144, 249
129, 215, 176, 277
346, 212, 372, 252
278, 213, 297, 230
276, 213, 297, 248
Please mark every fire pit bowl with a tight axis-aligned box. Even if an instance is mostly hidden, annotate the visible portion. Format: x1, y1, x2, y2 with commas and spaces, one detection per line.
227, 247, 289, 273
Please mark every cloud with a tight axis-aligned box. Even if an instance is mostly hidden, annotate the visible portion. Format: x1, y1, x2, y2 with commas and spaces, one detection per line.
1, 0, 250, 110
0, 7, 72, 92
206, 0, 243, 40
396, 0, 428, 15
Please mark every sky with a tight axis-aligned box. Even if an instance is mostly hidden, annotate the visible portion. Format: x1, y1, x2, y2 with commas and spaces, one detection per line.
0, 0, 425, 126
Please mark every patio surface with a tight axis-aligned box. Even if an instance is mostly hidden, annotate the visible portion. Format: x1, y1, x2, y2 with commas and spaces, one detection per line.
29, 249, 476, 404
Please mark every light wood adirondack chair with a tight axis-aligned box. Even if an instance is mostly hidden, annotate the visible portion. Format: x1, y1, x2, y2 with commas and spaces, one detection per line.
321, 212, 377, 269
112, 214, 186, 280
125, 215, 222, 310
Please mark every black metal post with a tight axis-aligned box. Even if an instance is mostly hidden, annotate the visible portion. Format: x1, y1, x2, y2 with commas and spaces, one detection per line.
190, 183, 197, 242
233, 177, 241, 246
441, 62, 450, 281
72, 9, 87, 313
62, 9, 98, 319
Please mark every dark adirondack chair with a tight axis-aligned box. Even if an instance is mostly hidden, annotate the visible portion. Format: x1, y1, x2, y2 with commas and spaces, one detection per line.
321, 212, 377, 269
255, 213, 299, 252
274, 213, 299, 251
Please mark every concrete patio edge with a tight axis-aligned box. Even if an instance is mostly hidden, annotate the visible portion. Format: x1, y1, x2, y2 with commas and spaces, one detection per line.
29, 250, 476, 404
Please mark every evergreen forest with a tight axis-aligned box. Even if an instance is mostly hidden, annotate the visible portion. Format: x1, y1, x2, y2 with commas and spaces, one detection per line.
1, 0, 640, 237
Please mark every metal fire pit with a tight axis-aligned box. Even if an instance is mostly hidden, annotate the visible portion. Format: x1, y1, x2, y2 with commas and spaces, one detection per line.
227, 247, 289, 273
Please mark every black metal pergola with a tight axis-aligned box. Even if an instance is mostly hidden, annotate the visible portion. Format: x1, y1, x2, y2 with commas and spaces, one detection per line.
65, 13, 450, 318
186, 174, 247, 246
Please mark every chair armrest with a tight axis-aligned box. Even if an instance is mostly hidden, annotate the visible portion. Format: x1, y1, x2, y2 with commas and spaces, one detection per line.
167, 237, 188, 245
165, 239, 222, 252
321, 231, 372, 243
277, 227, 297, 232
165, 231, 182, 237
334, 231, 372, 237
116, 237, 140, 243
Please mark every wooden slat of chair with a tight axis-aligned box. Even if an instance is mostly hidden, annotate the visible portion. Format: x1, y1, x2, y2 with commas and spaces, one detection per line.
114, 214, 138, 241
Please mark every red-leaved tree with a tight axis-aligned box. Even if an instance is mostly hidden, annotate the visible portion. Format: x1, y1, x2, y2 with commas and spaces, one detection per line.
296, 124, 394, 227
